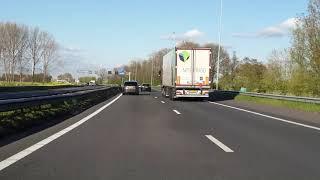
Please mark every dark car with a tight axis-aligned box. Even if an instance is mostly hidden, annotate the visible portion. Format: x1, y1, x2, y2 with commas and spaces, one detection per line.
140, 83, 151, 92
123, 81, 139, 95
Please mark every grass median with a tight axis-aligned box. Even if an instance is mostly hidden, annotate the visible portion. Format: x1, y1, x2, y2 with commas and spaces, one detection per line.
235, 95, 320, 113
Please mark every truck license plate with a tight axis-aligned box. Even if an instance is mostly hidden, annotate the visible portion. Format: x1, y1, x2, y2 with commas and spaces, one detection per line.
189, 90, 198, 94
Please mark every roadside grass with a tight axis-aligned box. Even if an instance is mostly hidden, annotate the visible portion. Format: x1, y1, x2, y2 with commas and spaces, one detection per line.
152, 86, 161, 91
235, 95, 320, 113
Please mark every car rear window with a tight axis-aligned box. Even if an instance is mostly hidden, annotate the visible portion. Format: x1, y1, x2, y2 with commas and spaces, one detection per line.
142, 84, 150, 87
124, 82, 138, 86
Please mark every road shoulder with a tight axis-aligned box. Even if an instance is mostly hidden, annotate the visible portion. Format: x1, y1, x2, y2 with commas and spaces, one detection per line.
0, 93, 121, 162
215, 99, 320, 126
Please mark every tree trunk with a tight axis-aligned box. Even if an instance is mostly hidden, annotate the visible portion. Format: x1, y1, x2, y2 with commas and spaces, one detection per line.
20, 72, 22, 82
43, 68, 47, 83
32, 60, 36, 82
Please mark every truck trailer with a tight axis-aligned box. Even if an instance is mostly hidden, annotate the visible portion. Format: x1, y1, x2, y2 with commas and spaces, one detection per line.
161, 48, 212, 100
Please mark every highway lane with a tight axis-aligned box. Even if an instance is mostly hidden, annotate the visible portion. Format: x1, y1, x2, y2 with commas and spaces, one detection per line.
0, 91, 320, 179
159, 92, 320, 179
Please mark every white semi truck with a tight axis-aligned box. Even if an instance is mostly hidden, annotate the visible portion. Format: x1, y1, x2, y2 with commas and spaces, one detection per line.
161, 48, 212, 100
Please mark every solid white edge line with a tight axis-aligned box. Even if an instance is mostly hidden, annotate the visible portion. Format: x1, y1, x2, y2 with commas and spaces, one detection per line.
205, 135, 234, 152
0, 94, 123, 172
173, 110, 181, 115
209, 101, 320, 131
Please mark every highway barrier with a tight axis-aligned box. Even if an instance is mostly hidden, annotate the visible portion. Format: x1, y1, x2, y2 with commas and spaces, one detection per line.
0, 87, 121, 112
0, 85, 81, 93
0, 86, 121, 137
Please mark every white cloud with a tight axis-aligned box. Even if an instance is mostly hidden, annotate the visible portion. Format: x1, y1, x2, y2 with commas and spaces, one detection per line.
161, 29, 204, 41
233, 18, 300, 38
114, 64, 125, 68
279, 18, 299, 29
258, 26, 286, 37
183, 29, 204, 39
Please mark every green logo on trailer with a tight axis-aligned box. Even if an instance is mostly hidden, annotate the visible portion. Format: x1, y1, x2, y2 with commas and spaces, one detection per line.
179, 51, 190, 62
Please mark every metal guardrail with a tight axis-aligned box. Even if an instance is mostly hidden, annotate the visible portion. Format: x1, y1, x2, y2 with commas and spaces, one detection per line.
0, 87, 121, 112
216, 90, 320, 104
0, 86, 106, 100
0, 85, 81, 93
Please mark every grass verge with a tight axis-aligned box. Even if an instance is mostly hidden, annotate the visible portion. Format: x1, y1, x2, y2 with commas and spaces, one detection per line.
152, 86, 161, 91
235, 95, 320, 113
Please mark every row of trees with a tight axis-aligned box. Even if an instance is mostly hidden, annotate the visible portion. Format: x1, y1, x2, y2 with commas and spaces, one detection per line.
219, 0, 320, 97
116, 0, 320, 97
0, 22, 58, 83
289, 0, 320, 96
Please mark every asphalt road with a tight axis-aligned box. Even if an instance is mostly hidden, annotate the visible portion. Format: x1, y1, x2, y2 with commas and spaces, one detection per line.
0, 91, 319, 179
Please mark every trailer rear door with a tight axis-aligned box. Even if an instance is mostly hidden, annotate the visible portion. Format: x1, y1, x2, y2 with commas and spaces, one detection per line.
176, 49, 210, 87
176, 49, 193, 86
193, 49, 211, 87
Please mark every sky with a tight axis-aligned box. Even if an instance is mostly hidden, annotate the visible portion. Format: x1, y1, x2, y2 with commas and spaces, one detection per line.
0, 0, 309, 76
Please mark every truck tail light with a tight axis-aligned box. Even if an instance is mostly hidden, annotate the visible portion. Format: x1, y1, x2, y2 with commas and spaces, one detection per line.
176, 90, 183, 95
203, 90, 209, 95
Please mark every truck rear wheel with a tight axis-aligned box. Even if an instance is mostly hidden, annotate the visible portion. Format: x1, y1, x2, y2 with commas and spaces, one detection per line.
161, 87, 166, 97
169, 88, 175, 101
164, 87, 169, 98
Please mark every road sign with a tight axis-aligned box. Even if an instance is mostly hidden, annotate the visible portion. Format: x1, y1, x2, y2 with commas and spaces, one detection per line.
117, 67, 126, 76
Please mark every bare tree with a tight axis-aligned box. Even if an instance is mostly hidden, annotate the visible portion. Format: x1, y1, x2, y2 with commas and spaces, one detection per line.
97, 68, 108, 83
17, 26, 29, 82
28, 27, 45, 82
0, 22, 59, 83
0, 23, 28, 82
0, 24, 4, 79
41, 32, 58, 82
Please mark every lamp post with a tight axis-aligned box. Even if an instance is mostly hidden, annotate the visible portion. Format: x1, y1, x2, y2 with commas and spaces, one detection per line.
151, 58, 153, 86
216, 0, 223, 90
135, 62, 138, 81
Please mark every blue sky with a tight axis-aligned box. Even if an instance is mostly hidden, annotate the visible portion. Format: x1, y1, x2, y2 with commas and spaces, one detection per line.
0, 0, 309, 73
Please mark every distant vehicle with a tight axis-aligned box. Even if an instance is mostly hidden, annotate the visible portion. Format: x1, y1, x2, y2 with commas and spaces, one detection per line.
89, 80, 96, 86
162, 48, 211, 100
123, 81, 139, 95
140, 83, 151, 92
